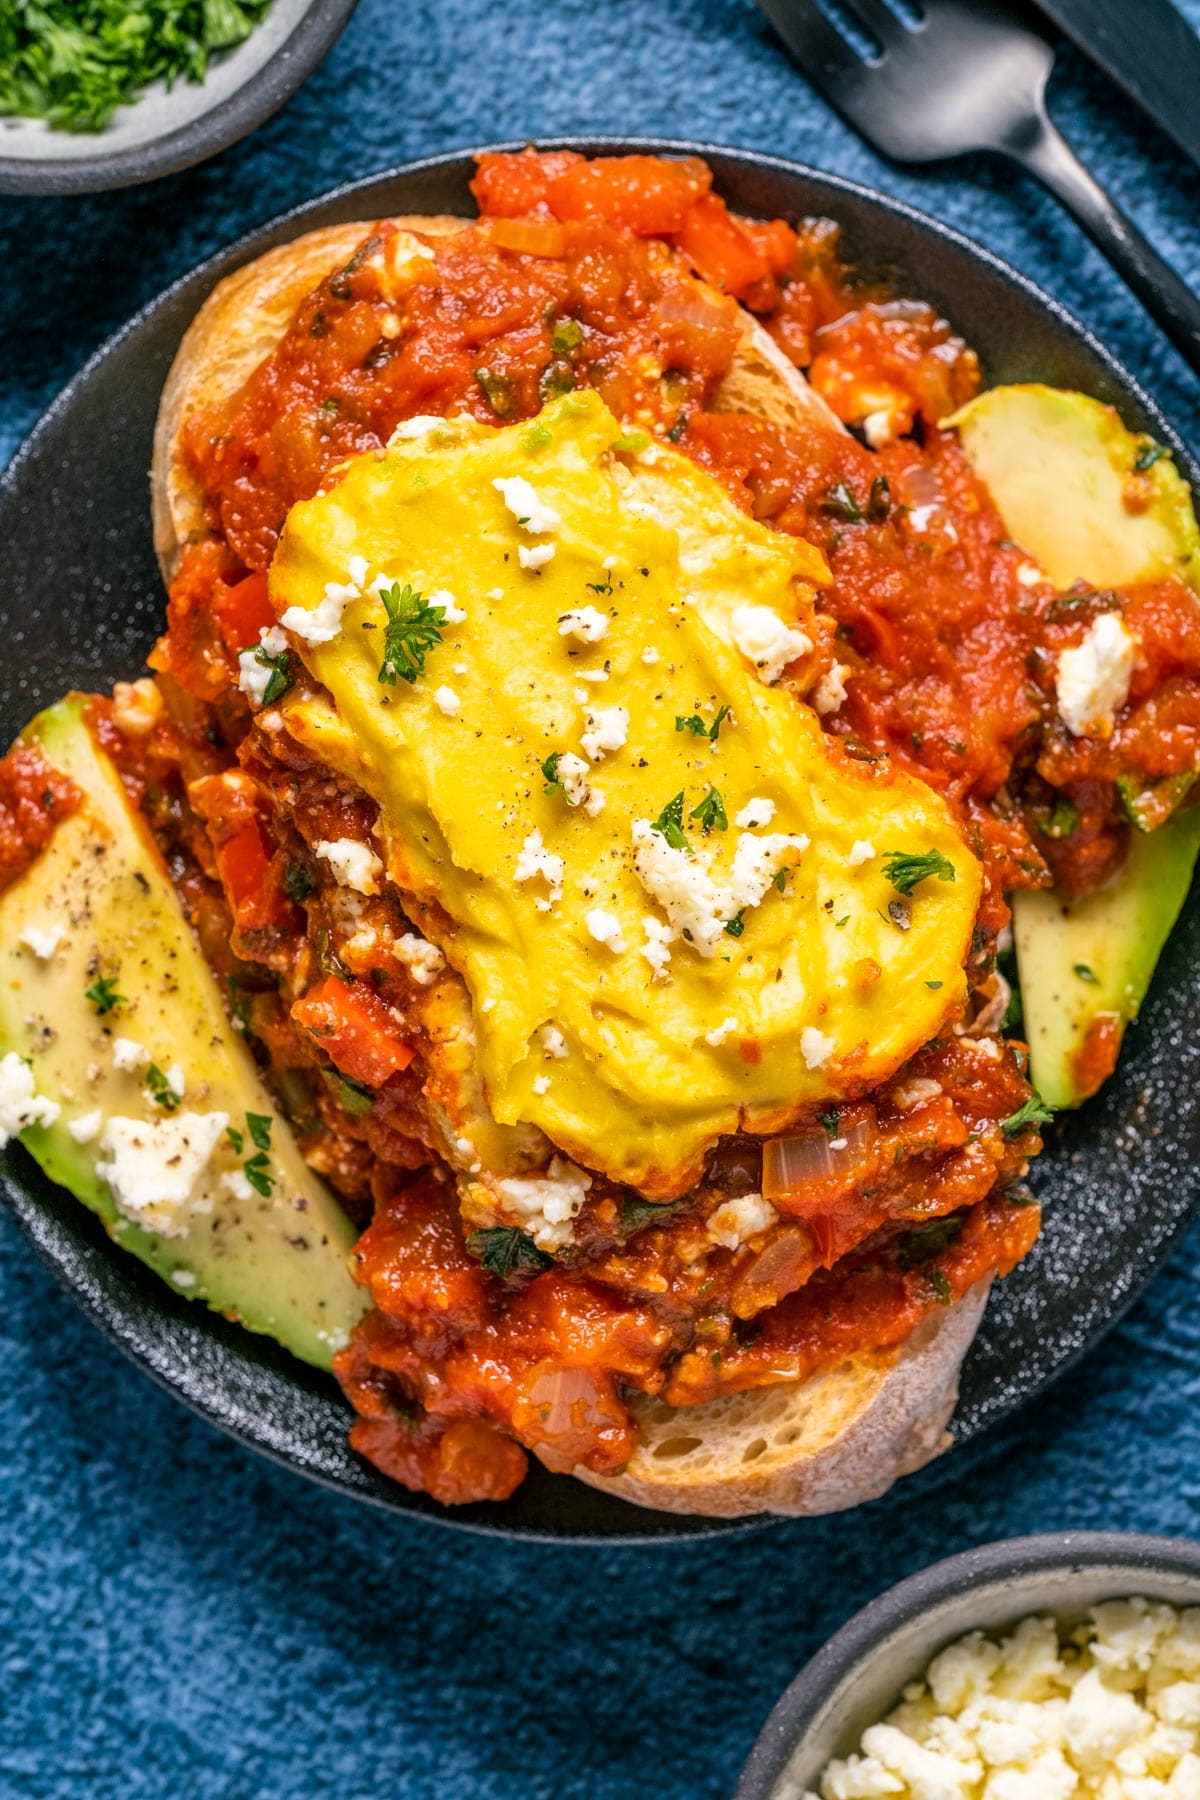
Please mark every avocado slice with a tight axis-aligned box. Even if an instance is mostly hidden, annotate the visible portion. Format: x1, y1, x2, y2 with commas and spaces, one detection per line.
946, 385, 1200, 1107
0, 697, 367, 1368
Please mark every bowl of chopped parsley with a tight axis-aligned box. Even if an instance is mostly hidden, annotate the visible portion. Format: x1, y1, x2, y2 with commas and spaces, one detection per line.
0, 0, 360, 193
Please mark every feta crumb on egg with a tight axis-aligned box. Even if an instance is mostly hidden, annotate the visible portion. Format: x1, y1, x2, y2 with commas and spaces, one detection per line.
848, 840, 876, 866
585, 908, 626, 953
576, 667, 609, 683
314, 838, 384, 895
558, 606, 610, 644
19, 922, 65, 959
539, 1024, 568, 1059
812, 662, 850, 716
427, 587, 467, 623
631, 826, 808, 959
806, 1600, 1200, 1800
433, 685, 460, 717
1017, 561, 1046, 588
532, 1075, 551, 1095
165, 1063, 186, 1099
640, 914, 677, 978
1056, 612, 1138, 738
96, 1110, 230, 1239
800, 1025, 835, 1069
514, 829, 564, 907
704, 1016, 738, 1048
222, 1169, 255, 1203
730, 603, 813, 685
554, 751, 601, 814
734, 798, 776, 830
280, 576, 358, 645
393, 933, 446, 987
580, 704, 629, 763
235, 625, 284, 702
518, 542, 556, 570
707, 1192, 777, 1251
0, 1052, 60, 1146
641, 646, 660, 665
112, 1037, 149, 1073
727, 832, 810, 913
67, 1108, 104, 1145
493, 475, 561, 536
493, 1155, 591, 1250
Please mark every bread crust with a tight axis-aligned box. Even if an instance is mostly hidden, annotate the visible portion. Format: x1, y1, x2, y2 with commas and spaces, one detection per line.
150, 211, 994, 1519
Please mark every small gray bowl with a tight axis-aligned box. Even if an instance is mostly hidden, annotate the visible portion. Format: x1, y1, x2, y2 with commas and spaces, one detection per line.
737, 1531, 1200, 1799
0, 0, 359, 196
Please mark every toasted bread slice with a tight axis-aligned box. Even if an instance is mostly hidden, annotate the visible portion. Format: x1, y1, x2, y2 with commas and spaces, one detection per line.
150, 213, 991, 1519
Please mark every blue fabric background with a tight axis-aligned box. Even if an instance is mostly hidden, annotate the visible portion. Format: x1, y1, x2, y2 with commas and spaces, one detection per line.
3, 4, 1200, 1795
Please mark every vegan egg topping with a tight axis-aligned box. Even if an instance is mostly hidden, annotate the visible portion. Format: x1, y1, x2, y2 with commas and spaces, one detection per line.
3, 150, 1200, 1513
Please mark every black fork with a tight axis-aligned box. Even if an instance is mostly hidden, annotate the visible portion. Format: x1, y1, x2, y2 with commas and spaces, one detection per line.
756, 0, 1200, 376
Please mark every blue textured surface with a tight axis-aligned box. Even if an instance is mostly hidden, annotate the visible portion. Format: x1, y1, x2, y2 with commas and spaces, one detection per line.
3, 4, 1200, 1795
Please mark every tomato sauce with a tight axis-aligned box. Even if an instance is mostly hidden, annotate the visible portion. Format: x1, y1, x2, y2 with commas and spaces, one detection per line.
131, 148, 1200, 1502
0, 743, 80, 895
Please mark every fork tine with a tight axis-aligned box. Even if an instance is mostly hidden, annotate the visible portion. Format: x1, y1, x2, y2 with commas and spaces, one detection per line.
837, 0, 912, 48
756, 0, 866, 80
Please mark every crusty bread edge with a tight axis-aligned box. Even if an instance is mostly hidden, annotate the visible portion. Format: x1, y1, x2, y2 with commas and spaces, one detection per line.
149, 211, 995, 1520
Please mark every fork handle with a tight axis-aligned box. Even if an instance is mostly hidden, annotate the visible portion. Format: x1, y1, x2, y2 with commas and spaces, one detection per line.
1007, 114, 1200, 379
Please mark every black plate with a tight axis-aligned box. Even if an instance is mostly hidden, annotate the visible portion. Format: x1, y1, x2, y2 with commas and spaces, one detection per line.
3, 141, 1198, 1543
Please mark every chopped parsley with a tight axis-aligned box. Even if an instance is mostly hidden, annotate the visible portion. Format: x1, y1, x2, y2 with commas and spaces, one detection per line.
925, 979, 943, 990
866, 475, 892, 522
652, 791, 689, 851
541, 751, 566, 797
85, 973, 125, 1015
145, 1064, 179, 1111
325, 1071, 374, 1115
550, 317, 585, 357
612, 430, 650, 454
1134, 441, 1167, 471
818, 1107, 840, 1138
466, 1226, 552, 1280
586, 573, 614, 596
1039, 798, 1079, 840
689, 785, 728, 834
897, 1215, 963, 1268
226, 1125, 244, 1155
724, 910, 746, 938
225, 976, 250, 1029
882, 848, 957, 895
244, 640, 292, 705
246, 1112, 272, 1152
473, 368, 514, 416
675, 704, 731, 742
620, 1195, 690, 1236
377, 583, 447, 685
927, 1269, 953, 1304
1000, 1093, 1055, 1138
285, 861, 314, 903
1073, 962, 1099, 983
820, 481, 862, 523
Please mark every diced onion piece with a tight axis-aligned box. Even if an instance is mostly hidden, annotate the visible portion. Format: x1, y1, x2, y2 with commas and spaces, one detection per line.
761, 1116, 875, 1200
487, 217, 567, 258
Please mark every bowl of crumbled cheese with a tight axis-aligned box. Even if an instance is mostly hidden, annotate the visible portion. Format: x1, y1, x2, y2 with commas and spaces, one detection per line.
737, 1532, 1200, 1800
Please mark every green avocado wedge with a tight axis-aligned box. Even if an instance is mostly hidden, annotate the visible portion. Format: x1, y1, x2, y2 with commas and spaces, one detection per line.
946, 385, 1200, 1109
0, 696, 367, 1369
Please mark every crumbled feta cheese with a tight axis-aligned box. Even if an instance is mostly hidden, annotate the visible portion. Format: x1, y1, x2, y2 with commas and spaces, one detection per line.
171, 1269, 198, 1289
494, 1155, 591, 1250
641, 645, 660, 665
165, 1063, 186, 1099
280, 576, 358, 644
19, 922, 65, 959
730, 603, 812, 684
708, 1192, 777, 1250
236, 624, 291, 705
532, 1075, 551, 1095
631, 825, 808, 959
734, 798, 776, 830
553, 750, 601, 814
576, 668, 609, 683
1017, 561, 1045, 588
314, 838, 384, 895
393, 932, 446, 987
222, 1169, 255, 1202
0, 1052, 60, 1145
518, 543, 555, 570
1057, 612, 1137, 738
433, 685, 460, 716
812, 662, 849, 716
585, 907, 626, 953
558, 606, 609, 644
514, 829, 564, 906
493, 476, 561, 536
111, 677, 165, 738
891, 1076, 943, 1112
539, 1024, 568, 1059
640, 914, 676, 978
848, 840, 876, 867
808, 1601, 1200, 1800
862, 409, 899, 449
704, 1016, 738, 1048
67, 1108, 104, 1144
389, 414, 448, 439
96, 1110, 230, 1239
800, 1025, 835, 1069
427, 587, 467, 623
112, 1037, 149, 1073
580, 704, 629, 763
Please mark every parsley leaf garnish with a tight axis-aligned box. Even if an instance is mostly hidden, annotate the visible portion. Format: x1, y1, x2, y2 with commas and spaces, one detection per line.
819, 1107, 840, 1138
473, 368, 513, 416
897, 1216, 963, 1269
675, 704, 732, 742
724, 910, 746, 938
1000, 1093, 1055, 1138
226, 1125, 244, 1155
285, 862, 314, 903
324, 1071, 374, 1115
1073, 963, 1099, 984
377, 583, 447, 685
866, 475, 892, 522
85, 973, 125, 1015
467, 1226, 552, 1280
145, 1064, 179, 1112
1134, 441, 1167, 471
820, 481, 862, 522
245, 640, 292, 705
690, 786, 728, 833
619, 1196, 691, 1236
652, 791, 689, 851
882, 849, 957, 895
542, 751, 565, 797
246, 1112, 273, 1152
550, 318, 585, 357
242, 1154, 275, 1197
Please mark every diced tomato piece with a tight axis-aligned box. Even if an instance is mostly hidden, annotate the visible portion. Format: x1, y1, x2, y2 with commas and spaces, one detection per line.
212, 571, 274, 654
546, 155, 713, 235
471, 148, 586, 218
215, 820, 271, 913
292, 974, 416, 1086
676, 192, 778, 297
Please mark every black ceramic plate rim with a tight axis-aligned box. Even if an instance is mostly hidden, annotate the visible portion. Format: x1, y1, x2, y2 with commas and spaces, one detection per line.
0, 0, 360, 197
2, 139, 1197, 1545
735, 1530, 1200, 1797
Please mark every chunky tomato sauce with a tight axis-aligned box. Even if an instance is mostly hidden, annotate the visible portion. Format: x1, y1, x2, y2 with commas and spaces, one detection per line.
0, 744, 80, 895
110, 148, 1200, 1504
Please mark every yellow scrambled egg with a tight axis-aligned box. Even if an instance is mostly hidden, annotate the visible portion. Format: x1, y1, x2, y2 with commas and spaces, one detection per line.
270, 392, 979, 1197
